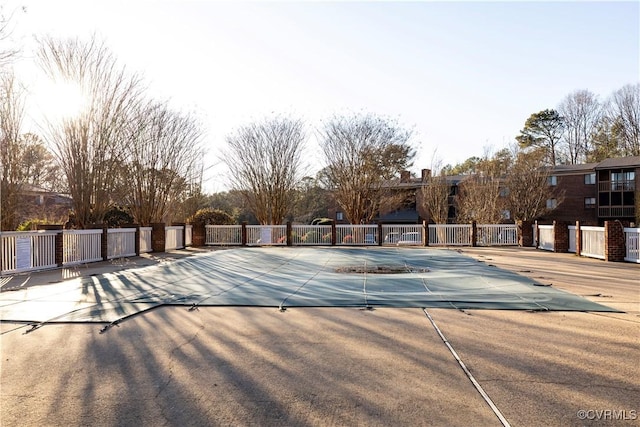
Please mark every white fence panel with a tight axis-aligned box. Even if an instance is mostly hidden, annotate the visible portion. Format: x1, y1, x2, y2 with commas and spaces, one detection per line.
165, 226, 184, 251
336, 225, 379, 245
206, 225, 242, 245
140, 227, 153, 253
568, 225, 577, 253
63, 229, 103, 265
107, 228, 137, 259
581, 226, 605, 260
428, 224, 471, 246
476, 224, 518, 246
537, 225, 554, 251
623, 228, 640, 263
292, 225, 331, 245
382, 224, 424, 246
1, 231, 58, 274
185, 225, 193, 246
247, 225, 287, 246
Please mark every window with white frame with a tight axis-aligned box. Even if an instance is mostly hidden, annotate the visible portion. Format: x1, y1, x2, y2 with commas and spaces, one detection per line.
336, 212, 343, 221
584, 197, 596, 208
584, 173, 596, 184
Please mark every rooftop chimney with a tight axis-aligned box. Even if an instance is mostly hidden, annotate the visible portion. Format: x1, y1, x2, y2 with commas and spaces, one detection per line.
421, 169, 431, 182
400, 170, 411, 183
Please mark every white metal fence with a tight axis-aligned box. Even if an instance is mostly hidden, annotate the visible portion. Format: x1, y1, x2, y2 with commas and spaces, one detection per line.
247, 225, 287, 246
623, 228, 640, 263
205, 225, 242, 245
107, 228, 137, 259
185, 224, 193, 246
428, 224, 471, 246
0, 231, 58, 273
476, 224, 518, 246
581, 226, 605, 260
337, 225, 379, 245
292, 225, 332, 245
63, 229, 103, 265
382, 224, 425, 246
537, 225, 554, 251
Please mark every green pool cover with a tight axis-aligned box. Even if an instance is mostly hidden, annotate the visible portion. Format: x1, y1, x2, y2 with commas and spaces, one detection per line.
0, 247, 618, 325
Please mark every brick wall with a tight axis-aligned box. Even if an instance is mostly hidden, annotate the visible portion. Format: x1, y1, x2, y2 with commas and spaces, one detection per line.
544, 174, 598, 223
605, 221, 626, 262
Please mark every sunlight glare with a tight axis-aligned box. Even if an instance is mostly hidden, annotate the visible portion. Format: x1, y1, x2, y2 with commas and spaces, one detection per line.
35, 80, 89, 121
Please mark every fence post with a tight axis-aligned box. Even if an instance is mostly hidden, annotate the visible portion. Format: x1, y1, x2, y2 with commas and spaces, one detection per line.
151, 223, 166, 253
424, 222, 429, 247
331, 222, 337, 246
101, 226, 108, 260
553, 221, 569, 253
471, 221, 477, 247
286, 221, 292, 246
534, 220, 540, 248
575, 221, 581, 257
604, 220, 625, 262
517, 220, 532, 247
192, 222, 206, 247
241, 222, 247, 246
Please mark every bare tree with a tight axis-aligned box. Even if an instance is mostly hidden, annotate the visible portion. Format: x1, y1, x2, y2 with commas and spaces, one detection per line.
0, 72, 25, 230
123, 101, 204, 225
0, 6, 21, 70
224, 116, 306, 225
559, 90, 602, 163
420, 173, 451, 224
504, 148, 563, 222
319, 113, 415, 224
37, 36, 144, 228
456, 176, 504, 224
608, 83, 640, 156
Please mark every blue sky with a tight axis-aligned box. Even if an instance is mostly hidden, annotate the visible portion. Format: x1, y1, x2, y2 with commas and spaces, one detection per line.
8, 0, 640, 192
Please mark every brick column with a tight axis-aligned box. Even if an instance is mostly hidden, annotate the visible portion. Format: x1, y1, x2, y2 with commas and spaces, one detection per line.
604, 220, 625, 262
101, 226, 108, 260
151, 223, 166, 253
286, 222, 292, 246
331, 222, 337, 246
575, 221, 582, 256
517, 220, 533, 247
471, 221, 478, 247
423, 222, 429, 247
553, 221, 569, 253
192, 223, 206, 247
241, 222, 247, 246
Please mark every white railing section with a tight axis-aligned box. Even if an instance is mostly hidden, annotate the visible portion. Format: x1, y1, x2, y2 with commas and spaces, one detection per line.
63, 229, 103, 265
428, 224, 471, 246
185, 224, 193, 246
623, 228, 640, 263
581, 226, 605, 260
337, 225, 379, 245
205, 225, 242, 245
107, 228, 137, 259
537, 225, 554, 251
568, 225, 577, 253
1, 231, 58, 273
247, 225, 287, 246
383, 224, 424, 246
476, 224, 518, 246
140, 227, 153, 253
165, 226, 184, 251
292, 225, 331, 245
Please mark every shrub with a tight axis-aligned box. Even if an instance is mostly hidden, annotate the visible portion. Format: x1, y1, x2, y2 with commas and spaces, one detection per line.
104, 206, 134, 227
188, 208, 234, 226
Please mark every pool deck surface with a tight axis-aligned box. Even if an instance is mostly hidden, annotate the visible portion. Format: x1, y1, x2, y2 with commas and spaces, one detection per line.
1, 246, 638, 426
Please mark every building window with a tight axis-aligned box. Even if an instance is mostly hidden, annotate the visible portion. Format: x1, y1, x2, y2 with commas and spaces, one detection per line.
584, 173, 596, 185
547, 176, 557, 186
584, 197, 596, 208
336, 212, 343, 221
546, 198, 557, 209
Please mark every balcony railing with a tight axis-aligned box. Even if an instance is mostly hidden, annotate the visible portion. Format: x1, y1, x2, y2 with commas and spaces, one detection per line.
598, 206, 635, 217
598, 180, 635, 192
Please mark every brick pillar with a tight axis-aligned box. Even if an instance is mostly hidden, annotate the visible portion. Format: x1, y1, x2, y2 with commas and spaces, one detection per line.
286, 221, 292, 246
151, 223, 166, 253
192, 223, 205, 247
471, 221, 478, 247
101, 226, 108, 260
331, 222, 337, 246
38, 224, 64, 266
517, 220, 533, 247
423, 222, 429, 247
575, 221, 582, 256
241, 222, 247, 246
604, 220, 625, 262
553, 221, 569, 253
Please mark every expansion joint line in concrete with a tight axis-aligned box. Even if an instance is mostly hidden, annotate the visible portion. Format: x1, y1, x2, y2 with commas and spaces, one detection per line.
423, 309, 511, 427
